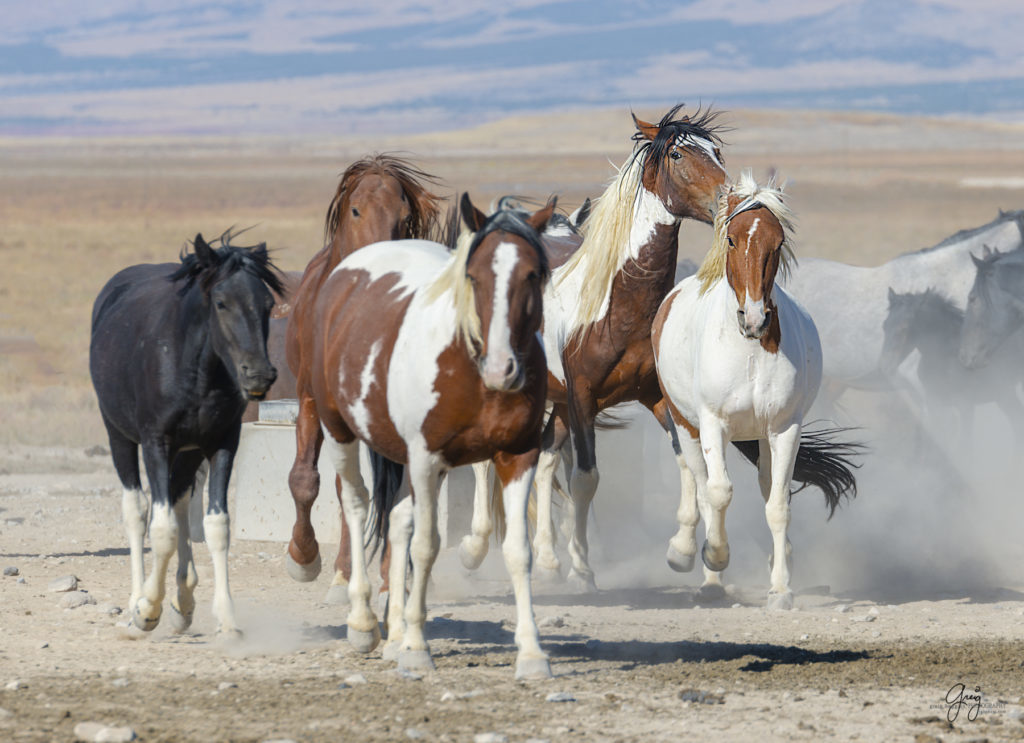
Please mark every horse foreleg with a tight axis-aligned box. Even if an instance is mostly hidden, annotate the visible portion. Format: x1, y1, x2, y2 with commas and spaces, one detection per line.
325, 474, 351, 605
765, 426, 800, 610
204, 444, 241, 636
565, 414, 599, 592
495, 450, 551, 680
399, 452, 443, 673
457, 460, 494, 570
696, 421, 732, 575
286, 394, 324, 582
382, 495, 413, 661
533, 410, 569, 579
321, 430, 380, 653
107, 429, 147, 616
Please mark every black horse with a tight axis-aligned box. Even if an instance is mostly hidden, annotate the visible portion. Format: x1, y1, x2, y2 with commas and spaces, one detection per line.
89, 231, 283, 636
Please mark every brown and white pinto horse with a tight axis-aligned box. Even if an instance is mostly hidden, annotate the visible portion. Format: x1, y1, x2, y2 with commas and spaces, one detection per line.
306, 194, 554, 679
458, 104, 730, 590
282, 155, 442, 600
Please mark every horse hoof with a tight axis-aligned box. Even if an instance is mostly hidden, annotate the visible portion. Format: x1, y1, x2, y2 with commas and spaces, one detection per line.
132, 601, 161, 632
167, 604, 193, 634
457, 537, 487, 571
666, 545, 696, 573
534, 564, 563, 585
695, 583, 728, 602
217, 627, 245, 642
324, 584, 349, 606
766, 591, 794, 611
398, 649, 435, 672
701, 541, 729, 572
348, 625, 381, 653
285, 551, 321, 583
381, 641, 402, 662
515, 656, 553, 681
567, 569, 597, 594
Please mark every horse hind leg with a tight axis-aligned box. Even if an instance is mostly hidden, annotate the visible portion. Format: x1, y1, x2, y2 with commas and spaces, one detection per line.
107, 428, 148, 615
325, 474, 351, 606
458, 460, 494, 570
286, 395, 324, 582
133, 443, 180, 632
382, 495, 413, 662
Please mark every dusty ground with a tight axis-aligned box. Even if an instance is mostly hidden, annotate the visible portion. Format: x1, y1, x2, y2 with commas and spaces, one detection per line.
2, 108, 1024, 741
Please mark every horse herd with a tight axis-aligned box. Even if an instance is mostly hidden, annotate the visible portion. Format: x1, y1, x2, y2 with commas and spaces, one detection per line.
87, 103, 1024, 680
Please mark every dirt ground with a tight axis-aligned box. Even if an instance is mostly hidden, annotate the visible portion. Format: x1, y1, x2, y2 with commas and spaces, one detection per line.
2, 108, 1024, 741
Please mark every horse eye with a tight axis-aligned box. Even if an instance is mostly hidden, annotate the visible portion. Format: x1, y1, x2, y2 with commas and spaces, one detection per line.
351, 207, 360, 217
216, 300, 227, 310
670, 150, 682, 161
727, 236, 735, 248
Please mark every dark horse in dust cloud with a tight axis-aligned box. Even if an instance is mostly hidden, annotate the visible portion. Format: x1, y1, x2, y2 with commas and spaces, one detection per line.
89, 232, 283, 636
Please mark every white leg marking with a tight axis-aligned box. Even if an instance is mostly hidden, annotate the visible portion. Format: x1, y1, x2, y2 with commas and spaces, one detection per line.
400, 450, 442, 669
667, 447, 699, 572
565, 466, 598, 591
532, 448, 562, 574
204, 511, 239, 634
135, 499, 177, 630
169, 495, 198, 633
383, 495, 413, 660
122, 487, 148, 613
698, 422, 732, 573
766, 426, 800, 609
458, 460, 493, 570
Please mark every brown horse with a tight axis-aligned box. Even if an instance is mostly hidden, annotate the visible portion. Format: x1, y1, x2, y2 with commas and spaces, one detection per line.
457, 104, 730, 590
301, 193, 555, 678
282, 155, 442, 600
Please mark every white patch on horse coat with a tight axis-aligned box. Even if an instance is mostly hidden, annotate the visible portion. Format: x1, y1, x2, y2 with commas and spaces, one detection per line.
330, 239, 447, 297
745, 217, 760, 255
543, 187, 674, 384
481, 242, 517, 383
348, 340, 382, 440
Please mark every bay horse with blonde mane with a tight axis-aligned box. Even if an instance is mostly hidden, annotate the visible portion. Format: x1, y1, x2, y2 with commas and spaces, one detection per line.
653, 172, 859, 608
309, 193, 555, 679
281, 155, 442, 600
458, 103, 731, 590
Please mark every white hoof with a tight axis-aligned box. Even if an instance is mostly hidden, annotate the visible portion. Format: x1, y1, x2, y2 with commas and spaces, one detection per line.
167, 603, 193, 634
398, 649, 435, 672
666, 544, 696, 573
457, 536, 487, 571
324, 583, 349, 606
567, 569, 597, 594
701, 541, 729, 572
381, 641, 402, 662
217, 627, 244, 642
696, 583, 727, 602
766, 591, 794, 611
515, 655, 552, 681
348, 624, 381, 653
534, 563, 563, 585
132, 599, 161, 632
285, 551, 321, 583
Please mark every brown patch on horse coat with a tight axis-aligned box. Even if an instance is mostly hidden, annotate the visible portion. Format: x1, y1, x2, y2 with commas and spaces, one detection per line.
724, 205, 785, 355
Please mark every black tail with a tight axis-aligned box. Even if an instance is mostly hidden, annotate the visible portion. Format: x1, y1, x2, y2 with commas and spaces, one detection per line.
369, 450, 405, 557
732, 425, 864, 519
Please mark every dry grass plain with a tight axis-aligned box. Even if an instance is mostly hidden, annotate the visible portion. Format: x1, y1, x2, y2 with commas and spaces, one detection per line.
2, 108, 1024, 742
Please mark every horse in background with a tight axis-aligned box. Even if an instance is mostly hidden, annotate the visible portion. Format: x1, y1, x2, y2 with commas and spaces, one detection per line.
89, 232, 283, 635
305, 193, 556, 679
881, 286, 1024, 449
783, 209, 1024, 408
281, 155, 442, 603
653, 172, 859, 609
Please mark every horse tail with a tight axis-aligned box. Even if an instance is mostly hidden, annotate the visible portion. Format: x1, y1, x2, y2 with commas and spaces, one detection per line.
369, 450, 405, 556
731, 426, 863, 519
490, 474, 507, 543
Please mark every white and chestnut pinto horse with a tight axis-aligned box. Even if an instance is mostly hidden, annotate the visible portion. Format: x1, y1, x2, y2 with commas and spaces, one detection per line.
309, 194, 555, 679
783, 209, 1024, 404
653, 173, 859, 609
458, 104, 731, 590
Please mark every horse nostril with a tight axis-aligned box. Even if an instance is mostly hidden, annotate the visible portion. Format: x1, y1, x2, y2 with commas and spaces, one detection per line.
505, 359, 516, 378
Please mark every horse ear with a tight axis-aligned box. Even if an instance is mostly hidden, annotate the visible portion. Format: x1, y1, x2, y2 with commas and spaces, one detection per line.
527, 196, 558, 233
971, 253, 985, 269
194, 234, 215, 266
982, 244, 992, 258
460, 193, 487, 233
632, 113, 659, 141
887, 287, 897, 304
572, 197, 592, 228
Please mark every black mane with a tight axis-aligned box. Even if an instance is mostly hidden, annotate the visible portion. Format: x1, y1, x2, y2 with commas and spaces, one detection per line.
630, 103, 728, 183
170, 229, 285, 298
466, 208, 551, 280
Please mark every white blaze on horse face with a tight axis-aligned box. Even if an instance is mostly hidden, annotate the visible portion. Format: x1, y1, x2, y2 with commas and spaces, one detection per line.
676, 134, 723, 166
480, 242, 518, 390
348, 339, 382, 440
745, 217, 760, 256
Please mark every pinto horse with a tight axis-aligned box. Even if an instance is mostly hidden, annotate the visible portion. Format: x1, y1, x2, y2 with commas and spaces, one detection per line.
456, 104, 731, 590
282, 155, 442, 601
305, 193, 555, 679
90, 232, 283, 634
653, 172, 858, 608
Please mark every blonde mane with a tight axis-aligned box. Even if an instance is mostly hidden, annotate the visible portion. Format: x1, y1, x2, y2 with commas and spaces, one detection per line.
696, 169, 796, 294
423, 229, 483, 351
555, 152, 645, 334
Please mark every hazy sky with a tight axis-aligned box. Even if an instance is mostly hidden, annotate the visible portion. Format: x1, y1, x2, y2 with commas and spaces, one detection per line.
3, 0, 1023, 135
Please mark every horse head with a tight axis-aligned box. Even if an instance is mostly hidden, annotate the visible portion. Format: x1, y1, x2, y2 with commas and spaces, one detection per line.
459, 192, 553, 391
175, 231, 284, 400
960, 248, 1024, 368
632, 103, 728, 223
880, 288, 918, 375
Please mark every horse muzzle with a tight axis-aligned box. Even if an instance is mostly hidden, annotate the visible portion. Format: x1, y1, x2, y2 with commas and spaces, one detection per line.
737, 308, 771, 340
239, 363, 277, 400
480, 356, 525, 392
